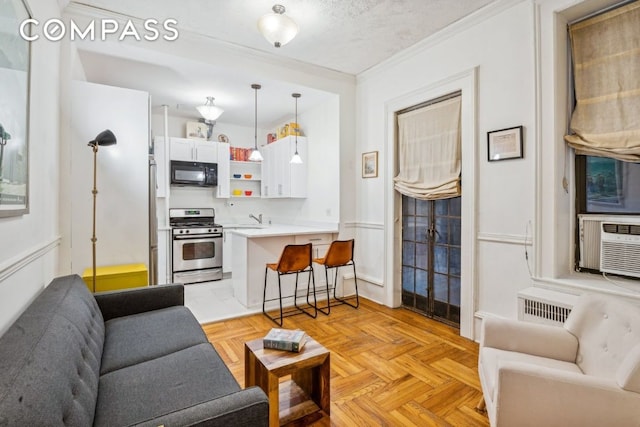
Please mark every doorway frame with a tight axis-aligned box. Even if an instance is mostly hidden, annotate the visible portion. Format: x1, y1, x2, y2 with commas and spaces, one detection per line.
383, 67, 478, 339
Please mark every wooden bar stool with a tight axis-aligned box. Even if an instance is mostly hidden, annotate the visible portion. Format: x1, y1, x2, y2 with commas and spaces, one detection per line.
262, 243, 318, 326
313, 239, 359, 315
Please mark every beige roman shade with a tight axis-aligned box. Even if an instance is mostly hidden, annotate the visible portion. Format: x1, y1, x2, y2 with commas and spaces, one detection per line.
565, 1, 640, 161
394, 96, 461, 200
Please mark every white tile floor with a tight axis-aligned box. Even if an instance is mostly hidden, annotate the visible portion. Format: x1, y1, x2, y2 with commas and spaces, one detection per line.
183, 278, 259, 324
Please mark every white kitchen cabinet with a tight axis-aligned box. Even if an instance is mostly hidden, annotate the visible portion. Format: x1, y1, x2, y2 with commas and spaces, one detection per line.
261, 136, 307, 198
169, 137, 218, 163
223, 229, 233, 273
216, 142, 230, 198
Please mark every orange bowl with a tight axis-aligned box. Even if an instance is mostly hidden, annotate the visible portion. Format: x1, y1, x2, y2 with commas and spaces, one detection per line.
244, 174, 252, 179
245, 190, 253, 196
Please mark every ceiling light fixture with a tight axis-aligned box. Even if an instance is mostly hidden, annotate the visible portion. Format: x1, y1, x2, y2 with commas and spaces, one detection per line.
290, 93, 302, 164
196, 96, 224, 121
249, 84, 263, 162
257, 4, 298, 48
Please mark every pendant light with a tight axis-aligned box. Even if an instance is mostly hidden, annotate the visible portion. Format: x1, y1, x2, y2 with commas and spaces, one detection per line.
290, 93, 302, 164
257, 4, 298, 48
196, 96, 224, 121
249, 84, 263, 162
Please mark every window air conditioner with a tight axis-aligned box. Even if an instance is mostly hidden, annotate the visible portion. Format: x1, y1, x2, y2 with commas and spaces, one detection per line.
600, 221, 640, 278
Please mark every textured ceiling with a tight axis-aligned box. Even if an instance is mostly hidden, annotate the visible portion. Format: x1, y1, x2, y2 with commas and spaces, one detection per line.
67, 0, 496, 126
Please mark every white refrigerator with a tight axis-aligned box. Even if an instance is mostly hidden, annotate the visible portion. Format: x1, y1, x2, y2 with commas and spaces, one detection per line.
70, 81, 152, 280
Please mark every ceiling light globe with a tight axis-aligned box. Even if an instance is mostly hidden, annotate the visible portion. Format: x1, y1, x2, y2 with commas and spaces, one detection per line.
257, 6, 298, 48
197, 97, 224, 121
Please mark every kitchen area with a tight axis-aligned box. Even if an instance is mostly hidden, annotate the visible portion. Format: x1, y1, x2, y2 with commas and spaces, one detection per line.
150, 91, 342, 322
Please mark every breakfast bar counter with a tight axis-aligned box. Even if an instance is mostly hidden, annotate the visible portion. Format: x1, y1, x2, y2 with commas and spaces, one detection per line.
228, 224, 338, 308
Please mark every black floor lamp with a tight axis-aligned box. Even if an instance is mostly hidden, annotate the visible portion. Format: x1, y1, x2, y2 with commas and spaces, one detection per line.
88, 129, 117, 292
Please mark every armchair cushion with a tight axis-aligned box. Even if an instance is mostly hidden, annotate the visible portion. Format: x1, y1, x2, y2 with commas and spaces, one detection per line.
480, 347, 582, 397
617, 343, 640, 392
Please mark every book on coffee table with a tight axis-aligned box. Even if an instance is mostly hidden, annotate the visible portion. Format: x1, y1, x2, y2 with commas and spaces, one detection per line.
263, 328, 307, 352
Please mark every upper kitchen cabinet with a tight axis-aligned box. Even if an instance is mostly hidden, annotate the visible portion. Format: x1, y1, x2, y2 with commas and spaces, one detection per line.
170, 137, 218, 163
216, 142, 230, 198
261, 136, 307, 198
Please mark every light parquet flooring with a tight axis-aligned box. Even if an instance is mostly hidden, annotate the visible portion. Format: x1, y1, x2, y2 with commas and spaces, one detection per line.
201, 298, 489, 427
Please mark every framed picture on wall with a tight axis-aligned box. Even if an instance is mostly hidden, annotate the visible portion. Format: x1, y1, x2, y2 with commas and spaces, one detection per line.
185, 121, 207, 140
362, 151, 378, 178
0, 0, 31, 218
487, 126, 523, 161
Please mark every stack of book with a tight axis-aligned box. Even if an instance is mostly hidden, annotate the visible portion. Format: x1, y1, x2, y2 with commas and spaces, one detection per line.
263, 328, 307, 353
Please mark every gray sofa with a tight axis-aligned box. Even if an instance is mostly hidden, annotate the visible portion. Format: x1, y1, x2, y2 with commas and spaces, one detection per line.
0, 274, 268, 426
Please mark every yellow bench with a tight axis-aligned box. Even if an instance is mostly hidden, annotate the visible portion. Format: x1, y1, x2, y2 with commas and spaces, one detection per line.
82, 263, 148, 293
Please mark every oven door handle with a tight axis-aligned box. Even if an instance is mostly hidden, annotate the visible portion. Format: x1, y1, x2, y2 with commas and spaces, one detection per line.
173, 234, 222, 240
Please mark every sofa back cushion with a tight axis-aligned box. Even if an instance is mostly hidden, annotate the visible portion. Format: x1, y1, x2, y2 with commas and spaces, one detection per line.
0, 275, 105, 426
564, 293, 640, 379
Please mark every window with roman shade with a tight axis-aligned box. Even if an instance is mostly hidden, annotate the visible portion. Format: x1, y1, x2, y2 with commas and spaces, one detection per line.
565, 0, 640, 161
394, 95, 462, 200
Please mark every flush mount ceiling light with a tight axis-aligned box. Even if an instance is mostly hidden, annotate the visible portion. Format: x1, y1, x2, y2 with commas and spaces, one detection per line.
257, 4, 298, 48
196, 96, 224, 121
249, 84, 263, 162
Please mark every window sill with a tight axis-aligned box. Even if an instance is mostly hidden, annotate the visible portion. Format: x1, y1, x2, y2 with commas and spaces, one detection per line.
532, 272, 640, 301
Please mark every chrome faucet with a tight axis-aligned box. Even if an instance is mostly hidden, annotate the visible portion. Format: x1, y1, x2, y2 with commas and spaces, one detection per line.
249, 213, 263, 224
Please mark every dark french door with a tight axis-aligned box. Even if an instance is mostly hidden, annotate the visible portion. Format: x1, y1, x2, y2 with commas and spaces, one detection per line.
401, 195, 461, 327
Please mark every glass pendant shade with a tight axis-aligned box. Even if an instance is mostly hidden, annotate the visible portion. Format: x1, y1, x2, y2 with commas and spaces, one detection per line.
257, 5, 298, 48
197, 97, 224, 121
249, 149, 263, 161
290, 152, 303, 164
250, 83, 263, 162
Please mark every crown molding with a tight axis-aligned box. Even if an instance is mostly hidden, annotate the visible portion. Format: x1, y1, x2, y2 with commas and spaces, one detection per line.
357, 0, 527, 83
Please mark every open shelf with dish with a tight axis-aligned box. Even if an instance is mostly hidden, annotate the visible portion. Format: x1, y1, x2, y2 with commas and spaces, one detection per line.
230, 160, 262, 198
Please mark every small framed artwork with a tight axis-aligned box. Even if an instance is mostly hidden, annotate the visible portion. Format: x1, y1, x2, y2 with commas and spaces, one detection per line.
362, 151, 378, 178
186, 121, 207, 140
487, 126, 523, 161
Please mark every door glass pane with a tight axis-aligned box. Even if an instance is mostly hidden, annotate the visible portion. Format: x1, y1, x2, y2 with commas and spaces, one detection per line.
403, 215, 415, 241
435, 217, 448, 244
416, 199, 430, 217
415, 216, 428, 243
416, 243, 428, 270
434, 246, 448, 274
402, 241, 415, 266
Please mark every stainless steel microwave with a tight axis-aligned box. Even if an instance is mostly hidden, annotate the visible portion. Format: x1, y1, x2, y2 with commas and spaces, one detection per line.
170, 160, 217, 187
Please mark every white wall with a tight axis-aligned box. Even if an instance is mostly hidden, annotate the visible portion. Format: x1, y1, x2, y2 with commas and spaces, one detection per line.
354, 0, 536, 335
69, 81, 150, 276
0, 0, 64, 335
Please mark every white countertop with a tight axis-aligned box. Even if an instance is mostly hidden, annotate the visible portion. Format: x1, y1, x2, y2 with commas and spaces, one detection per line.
225, 223, 338, 238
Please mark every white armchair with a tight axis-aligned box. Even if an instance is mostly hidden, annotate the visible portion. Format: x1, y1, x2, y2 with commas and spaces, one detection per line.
477, 293, 640, 427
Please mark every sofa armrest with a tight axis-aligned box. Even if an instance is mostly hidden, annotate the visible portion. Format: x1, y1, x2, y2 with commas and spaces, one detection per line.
494, 361, 640, 427
94, 284, 184, 321
132, 387, 269, 427
618, 343, 640, 393
481, 317, 578, 362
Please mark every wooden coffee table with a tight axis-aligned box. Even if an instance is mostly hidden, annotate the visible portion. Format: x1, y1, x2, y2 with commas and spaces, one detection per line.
244, 335, 330, 426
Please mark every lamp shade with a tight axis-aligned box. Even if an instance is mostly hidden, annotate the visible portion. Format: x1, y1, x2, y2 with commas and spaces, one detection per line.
197, 97, 224, 121
88, 129, 117, 147
257, 5, 298, 48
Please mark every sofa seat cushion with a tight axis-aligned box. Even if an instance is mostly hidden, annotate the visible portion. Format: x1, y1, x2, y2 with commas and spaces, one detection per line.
101, 306, 208, 375
94, 343, 241, 427
480, 347, 583, 398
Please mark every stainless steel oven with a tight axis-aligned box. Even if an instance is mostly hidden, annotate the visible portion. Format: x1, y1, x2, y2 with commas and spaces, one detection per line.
170, 208, 223, 284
